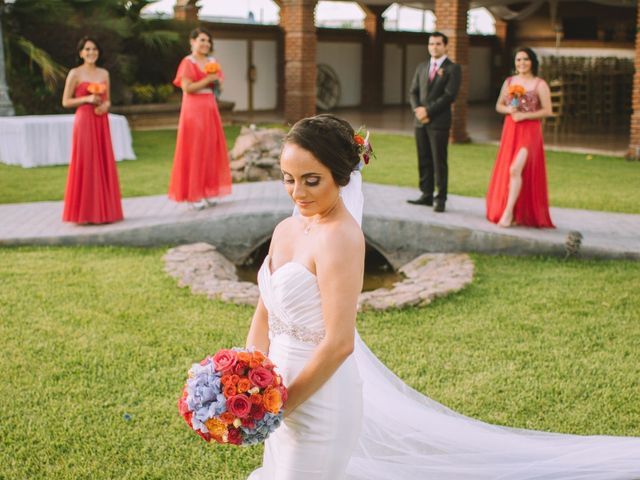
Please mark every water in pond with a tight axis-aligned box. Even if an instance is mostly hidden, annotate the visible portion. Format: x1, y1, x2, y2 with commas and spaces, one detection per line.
236, 244, 403, 292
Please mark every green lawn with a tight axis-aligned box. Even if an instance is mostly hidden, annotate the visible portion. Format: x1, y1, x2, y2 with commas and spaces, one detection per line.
1, 125, 639, 478
1, 127, 639, 213
1, 247, 638, 479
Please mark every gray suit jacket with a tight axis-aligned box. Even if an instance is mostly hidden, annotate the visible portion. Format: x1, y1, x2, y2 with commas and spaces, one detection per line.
409, 57, 462, 129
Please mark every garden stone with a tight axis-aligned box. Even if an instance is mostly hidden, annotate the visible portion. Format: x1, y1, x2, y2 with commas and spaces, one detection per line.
164, 244, 474, 312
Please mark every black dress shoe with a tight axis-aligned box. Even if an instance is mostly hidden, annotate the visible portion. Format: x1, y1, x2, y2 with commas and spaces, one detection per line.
407, 195, 433, 206
433, 200, 446, 212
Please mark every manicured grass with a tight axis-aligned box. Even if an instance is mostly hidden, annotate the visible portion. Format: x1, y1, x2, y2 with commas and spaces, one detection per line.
1, 127, 639, 213
1, 246, 638, 478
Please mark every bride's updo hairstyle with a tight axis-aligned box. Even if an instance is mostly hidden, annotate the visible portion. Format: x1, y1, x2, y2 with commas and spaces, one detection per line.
284, 114, 361, 186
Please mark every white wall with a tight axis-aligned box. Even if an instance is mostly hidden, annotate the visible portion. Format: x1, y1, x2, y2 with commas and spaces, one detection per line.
317, 42, 362, 107
214, 39, 249, 110
252, 40, 278, 110
211, 39, 279, 111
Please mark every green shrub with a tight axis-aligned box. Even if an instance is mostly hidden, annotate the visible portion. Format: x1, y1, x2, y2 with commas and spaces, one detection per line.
155, 84, 174, 102
131, 83, 155, 104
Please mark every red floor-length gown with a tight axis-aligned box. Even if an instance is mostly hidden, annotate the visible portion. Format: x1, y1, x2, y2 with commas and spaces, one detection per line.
486, 77, 554, 228
168, 56, 232, 202
63, 81, 123, 224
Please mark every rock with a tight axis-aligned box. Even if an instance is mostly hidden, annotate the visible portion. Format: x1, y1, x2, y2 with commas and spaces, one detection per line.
254, 157, 278, 168
228, 126, 285, 182
231, 132, 259, 159
245, 165, 271, 182
230, 158, 247, 170
357, 253, 474, 311
165, 245, 474, 312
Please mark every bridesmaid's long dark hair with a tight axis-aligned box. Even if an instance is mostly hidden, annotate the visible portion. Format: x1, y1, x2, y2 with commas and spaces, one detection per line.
513, 47, 539, 76
76, 36, 103, 66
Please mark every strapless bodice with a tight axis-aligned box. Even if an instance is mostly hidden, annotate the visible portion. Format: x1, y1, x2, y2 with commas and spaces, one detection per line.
257, 255, 325, 346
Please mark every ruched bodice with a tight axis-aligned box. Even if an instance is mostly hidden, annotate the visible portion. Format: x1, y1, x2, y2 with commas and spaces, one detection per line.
258, 255, 326, 346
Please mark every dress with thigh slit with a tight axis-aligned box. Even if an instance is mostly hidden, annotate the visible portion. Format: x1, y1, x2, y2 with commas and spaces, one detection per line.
486, 77, 554, 228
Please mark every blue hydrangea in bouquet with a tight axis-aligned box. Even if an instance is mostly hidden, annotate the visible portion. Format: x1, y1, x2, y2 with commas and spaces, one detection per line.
178, 347, 288, 445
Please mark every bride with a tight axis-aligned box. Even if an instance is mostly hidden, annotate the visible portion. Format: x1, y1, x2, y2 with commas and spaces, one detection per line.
246, 114, 640, 479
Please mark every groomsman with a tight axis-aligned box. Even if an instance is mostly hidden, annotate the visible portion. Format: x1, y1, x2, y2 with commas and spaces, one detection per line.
408, 32, 461, 213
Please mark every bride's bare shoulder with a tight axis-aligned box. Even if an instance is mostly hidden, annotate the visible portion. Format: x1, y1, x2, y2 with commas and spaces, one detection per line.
317, 214, 364, 264
271, 216, 297, 240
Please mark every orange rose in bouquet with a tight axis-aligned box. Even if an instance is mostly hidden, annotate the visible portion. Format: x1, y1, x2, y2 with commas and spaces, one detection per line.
204, 62, 221, 75
508, 84, 526, 109
87, 83, 106, 95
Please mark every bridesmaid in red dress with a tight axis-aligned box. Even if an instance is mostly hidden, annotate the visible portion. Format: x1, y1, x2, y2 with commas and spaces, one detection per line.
169, 28, 232, 210
486, 47, 554, 228
61, 36, 123, 224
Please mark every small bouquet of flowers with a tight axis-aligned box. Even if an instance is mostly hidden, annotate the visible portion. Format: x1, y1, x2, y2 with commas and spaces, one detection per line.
508, 84, 526, 109
354, 128, 375, 165
204, 61, 223, 99
87, 82, 106, 96
178, 347, 287, 446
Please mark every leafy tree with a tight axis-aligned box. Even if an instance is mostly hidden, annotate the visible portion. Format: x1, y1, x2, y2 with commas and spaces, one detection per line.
1, 0, 182, 114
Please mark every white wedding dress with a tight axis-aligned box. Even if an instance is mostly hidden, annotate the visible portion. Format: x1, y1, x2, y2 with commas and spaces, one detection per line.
249, 172, 640, 480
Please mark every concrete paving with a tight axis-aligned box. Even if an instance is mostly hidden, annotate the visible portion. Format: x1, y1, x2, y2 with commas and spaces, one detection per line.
1, 181, 638, 263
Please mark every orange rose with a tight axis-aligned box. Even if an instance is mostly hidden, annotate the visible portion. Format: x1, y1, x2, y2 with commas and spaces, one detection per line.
508, 84, 525, 98
87, 82, 106, 95
249, 393, 263, 405
237, 352, 251, 363
204, 62, 221, 74
249, 350, 266, 368
354, 134, 365, 145
219, 412, 236, 425
237, 378, 252, 393
220, 374, 232, 385
223, 383, 237, 398
230, 374, 240, 385
204, 417, 227, 438
262, 386, 283, 414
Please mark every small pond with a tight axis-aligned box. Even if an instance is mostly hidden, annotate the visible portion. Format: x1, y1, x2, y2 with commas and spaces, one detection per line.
236, 244, 403, 292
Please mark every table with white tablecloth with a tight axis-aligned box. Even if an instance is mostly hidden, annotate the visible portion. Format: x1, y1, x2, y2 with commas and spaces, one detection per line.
0, 114, 136, 168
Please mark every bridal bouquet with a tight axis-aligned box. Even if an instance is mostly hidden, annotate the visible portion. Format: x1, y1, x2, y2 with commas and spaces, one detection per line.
508, 84, 526, 109
178, 348, 287, 445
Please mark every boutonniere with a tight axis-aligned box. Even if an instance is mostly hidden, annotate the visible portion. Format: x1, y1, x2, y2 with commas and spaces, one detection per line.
436, 68, 445, 77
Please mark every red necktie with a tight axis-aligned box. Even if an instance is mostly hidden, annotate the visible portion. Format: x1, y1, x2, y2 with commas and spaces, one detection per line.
429, 62, 438, 81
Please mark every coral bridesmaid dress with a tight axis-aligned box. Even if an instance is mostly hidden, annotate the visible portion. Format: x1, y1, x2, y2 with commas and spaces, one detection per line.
62, 81, 123, 224
168, 56, 232, 203
486, 77, 554, 228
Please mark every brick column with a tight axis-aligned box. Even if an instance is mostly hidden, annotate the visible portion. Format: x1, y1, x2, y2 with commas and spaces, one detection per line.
360, 4, 386, 110
435, 0, 470, 143
628, 5, 640, 159
280, 0, 318, 123
173, 0, 200, 22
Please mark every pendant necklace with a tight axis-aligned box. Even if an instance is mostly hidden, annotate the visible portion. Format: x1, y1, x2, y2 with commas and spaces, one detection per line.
301, 199, 340, 235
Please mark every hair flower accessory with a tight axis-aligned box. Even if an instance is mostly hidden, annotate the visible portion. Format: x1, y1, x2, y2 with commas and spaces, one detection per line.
354, 128, 375, 166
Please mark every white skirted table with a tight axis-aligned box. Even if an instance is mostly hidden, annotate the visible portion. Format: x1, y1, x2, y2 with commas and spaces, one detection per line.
0, 114, 136, 168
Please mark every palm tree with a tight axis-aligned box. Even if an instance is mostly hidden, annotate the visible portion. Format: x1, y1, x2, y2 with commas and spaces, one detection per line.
2, 0, 181, 113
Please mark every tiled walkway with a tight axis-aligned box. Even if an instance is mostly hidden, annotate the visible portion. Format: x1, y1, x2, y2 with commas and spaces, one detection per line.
1, 182, 638, 261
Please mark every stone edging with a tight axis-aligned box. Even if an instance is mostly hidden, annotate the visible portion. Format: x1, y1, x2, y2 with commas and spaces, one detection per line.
164, 243, 474, 311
